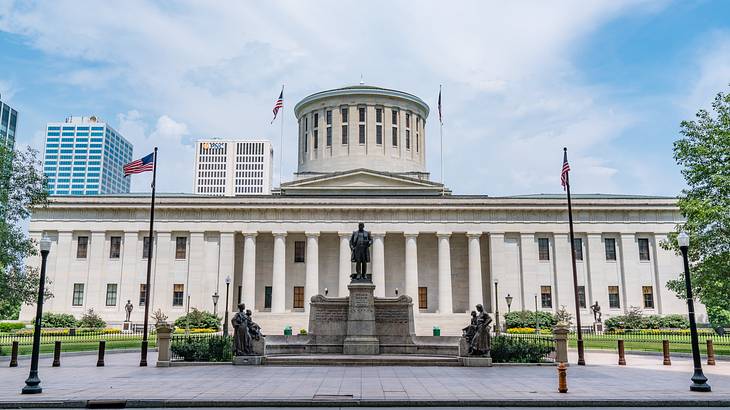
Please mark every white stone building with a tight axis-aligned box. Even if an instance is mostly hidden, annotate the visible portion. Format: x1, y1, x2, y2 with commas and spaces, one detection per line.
21, 85, 700, 335
193, 139, 273, 196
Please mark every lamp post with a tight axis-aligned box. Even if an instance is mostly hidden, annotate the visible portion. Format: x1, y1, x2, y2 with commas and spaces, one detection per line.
493, 279, 500, 335
534, 293, 540, 334
22, 235, 52, 394
505, 294, 513, 314
212, 292, 219, 317
678, 232, 711, 392
223, 276, 231, 337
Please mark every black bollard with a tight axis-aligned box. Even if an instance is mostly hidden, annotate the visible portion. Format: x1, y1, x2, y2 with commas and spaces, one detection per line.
9, 341, 19, 367
52, 341, 61, 367
96, 340, 106, 367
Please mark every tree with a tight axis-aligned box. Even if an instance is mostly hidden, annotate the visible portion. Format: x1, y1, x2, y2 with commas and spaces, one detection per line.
0, 144, 49, 319
664, 86, 730, 328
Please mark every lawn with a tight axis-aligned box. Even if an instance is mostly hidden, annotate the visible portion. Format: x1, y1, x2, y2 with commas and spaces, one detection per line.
568, 335, 730, 356
0, 333, 157, 356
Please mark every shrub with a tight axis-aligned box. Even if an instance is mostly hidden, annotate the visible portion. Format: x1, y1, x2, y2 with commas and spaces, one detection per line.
0, 322, 26, 332
506, 327, 552, 335
659, 314, 689, 329
174, 327, 216, 334
505, 310, 556, 329
605, 311, 690, 331
555, 305, 573, 326
171, 336, 232, 362
77, 309, 106, 329
40, 313, 77, 328
707, 306, 730, 331
491, 335, 554, 363
174, 309, 220, 330
299, 328, 308, 335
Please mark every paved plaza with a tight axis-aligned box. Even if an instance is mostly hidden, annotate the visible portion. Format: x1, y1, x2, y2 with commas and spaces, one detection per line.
1, 351, 729, 407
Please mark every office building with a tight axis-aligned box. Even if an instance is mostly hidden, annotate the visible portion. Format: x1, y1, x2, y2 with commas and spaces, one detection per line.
0, 95, 19, 149
194, 139, 273, 196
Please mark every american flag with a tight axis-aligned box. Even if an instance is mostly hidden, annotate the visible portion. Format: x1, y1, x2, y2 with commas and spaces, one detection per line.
124, 152, 155, 176
438, 87, 443, 124
271, 87, 284, 123
561, 148, 571, 190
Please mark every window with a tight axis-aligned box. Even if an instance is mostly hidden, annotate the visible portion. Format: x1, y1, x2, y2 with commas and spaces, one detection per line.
314, 129, 319, 149
139, 284, 147, 306
540, 285, 552, 308
341, 107, 348, 123
77, 236, 88, 259
605, 238, 616, 261
341, 107, 348, 145
142, 236, 151, 259
326, 109, 332, 125
341, 125, 348, 144
173, 284, 185, 306
418, 287, 428, 309
538, 238, 550, 261
358, 107, 366, 122
358, 107, 366, 144
642, 286, 654, 309
264, 286, 272, 309
293, 286, 305, 309
608, 286, 620, 309
72, 283, 84, 306
175, 237, 187, 259
573, 238, 583, 261
294, 241, 305, 263
358, 125, 365, 144
110, 236, 121, 259
106, 284, 118, 306
577, 285, 586, 308
638, 238, 650, 261
376, 108, 383, 145
326, 127, 332, 146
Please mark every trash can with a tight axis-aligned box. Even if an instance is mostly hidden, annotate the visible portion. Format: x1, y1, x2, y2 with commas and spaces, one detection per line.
284, 325, 292, 336
433, 326, 440, 336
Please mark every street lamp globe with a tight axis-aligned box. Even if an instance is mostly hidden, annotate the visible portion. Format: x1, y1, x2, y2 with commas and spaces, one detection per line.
225, 275, 231, 285
40, 235, 52, 252
212, 292, 219, 305
678, 232, 690, 248
505, 293, 513, 308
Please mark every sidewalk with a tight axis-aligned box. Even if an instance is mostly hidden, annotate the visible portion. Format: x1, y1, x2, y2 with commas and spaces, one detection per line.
1, 350, 728, 407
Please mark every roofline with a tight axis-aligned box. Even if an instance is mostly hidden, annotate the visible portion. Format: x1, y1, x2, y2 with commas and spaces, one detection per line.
294, 86, 430, 118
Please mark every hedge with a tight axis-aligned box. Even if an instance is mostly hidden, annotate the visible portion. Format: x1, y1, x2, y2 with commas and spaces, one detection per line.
605, 313, 689, 331
0, 322, 26, 332
505, 310, 557, 329
491, 335, 554, 363
174, 309, 221, 331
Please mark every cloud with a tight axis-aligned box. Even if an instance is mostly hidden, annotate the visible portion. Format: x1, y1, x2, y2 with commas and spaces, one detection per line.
1, 0, 669, 195
682, 30, 730, 115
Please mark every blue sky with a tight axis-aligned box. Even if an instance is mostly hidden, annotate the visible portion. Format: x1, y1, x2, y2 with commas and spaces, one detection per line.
1, 0, 729, 196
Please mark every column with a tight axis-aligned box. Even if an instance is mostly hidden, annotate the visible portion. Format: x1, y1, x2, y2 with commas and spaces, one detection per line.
404, 233, 419, 310
372, 233, 386, 297
219, 232, 235, 313
152, 232, 172, 312
518, 233, 536, 311
553, 233, 573, 312
304, 232, 319, 313
338, 232, 351, 297
55, 232, 74, 309
188, 232, 205, 310
119, 231, 139, 312
241, 232, 257, 310
585, 233, 605, 310
437, 232, 453, 314
271, 232, 287, 313
86, 231, 106, 309
467, 232, 483, 311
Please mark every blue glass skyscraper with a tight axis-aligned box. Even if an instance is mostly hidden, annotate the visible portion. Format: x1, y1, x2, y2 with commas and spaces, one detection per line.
43, 116, 133, 196
0, 95, 18, 149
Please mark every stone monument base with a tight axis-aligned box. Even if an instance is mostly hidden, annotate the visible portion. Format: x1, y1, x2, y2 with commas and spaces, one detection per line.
233, 355, 264, 365
459, 356, 493, 367
343, 336, 380, 355
122, 321, 131, 332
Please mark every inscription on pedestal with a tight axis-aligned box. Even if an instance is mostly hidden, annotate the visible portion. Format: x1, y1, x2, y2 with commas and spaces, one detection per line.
313, 307, 348, 322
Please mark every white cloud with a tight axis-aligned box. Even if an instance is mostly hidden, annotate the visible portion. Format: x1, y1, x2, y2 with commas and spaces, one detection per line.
682, 30, 730, 115
1, 0, 669, 195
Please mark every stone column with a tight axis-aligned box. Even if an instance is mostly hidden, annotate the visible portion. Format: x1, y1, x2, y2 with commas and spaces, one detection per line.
304, 232, 319, 313
242, 232, 257, 310
219, 232, 235, 313
553, 322, 569, 363
338, 232, 351, 297
467, 232, 483, 311
155, 322, 174, 367
437, 232, 453, 314
404, 233, 419, 311
271, 232, 287, 313
372, 232, 386, 297
188, 232, 205, 310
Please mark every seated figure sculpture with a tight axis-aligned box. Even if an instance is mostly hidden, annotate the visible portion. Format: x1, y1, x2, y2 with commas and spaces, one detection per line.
467, 304, 492, 356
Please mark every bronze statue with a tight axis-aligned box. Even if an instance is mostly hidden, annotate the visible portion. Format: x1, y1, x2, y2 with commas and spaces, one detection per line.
462, 310, 477, 343
124, 300, 133, 322
349, 222, 372, 281
469, 304, 492, 356
232, 303, 253, 355
591, 301, 602, 323
245, 309, 262, 341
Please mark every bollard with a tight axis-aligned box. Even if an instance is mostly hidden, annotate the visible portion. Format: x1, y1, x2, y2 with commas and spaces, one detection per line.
557, 362, 568, 393
617, 339, 626, 366
96, 340, 106, 367
52, 341, 61, 367
9, 341, 19, 367
707, 339, 716, 366
662, 339, 671, 365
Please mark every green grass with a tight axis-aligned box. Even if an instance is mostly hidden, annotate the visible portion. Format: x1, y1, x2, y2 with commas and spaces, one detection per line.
568, 336, 730, 356
0, 334, 157, 356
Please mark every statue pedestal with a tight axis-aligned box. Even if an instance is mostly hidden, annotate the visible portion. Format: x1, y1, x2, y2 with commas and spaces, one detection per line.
593, 322, 603, 333
459, 356, 493, 367
122, 320, 131, 333
343, 282, 380, 355
233, 356, 264, 365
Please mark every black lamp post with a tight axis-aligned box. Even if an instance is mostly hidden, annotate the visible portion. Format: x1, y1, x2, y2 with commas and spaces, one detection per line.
223, 275, 231, 336
22, 235, 52, 395
212, 291, 219, 317
493, 279, 500, 335
678, 232, 711, 392
505, 294, 513, 314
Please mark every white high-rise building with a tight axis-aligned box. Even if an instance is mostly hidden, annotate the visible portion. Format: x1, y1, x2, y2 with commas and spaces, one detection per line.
193, 139, 273, 196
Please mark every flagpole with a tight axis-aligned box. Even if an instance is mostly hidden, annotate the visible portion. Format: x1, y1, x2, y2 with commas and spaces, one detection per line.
439, 84, 444, 189
279, 84, 284, 189
564, 147, 585, 366
140, 146, 158, 367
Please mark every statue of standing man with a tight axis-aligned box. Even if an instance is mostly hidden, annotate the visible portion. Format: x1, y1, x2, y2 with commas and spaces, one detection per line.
124, 300, 133, 322
350, 222, 372, 281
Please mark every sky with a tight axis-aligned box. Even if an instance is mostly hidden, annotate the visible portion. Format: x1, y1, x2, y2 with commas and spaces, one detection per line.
1, 0, 729, 196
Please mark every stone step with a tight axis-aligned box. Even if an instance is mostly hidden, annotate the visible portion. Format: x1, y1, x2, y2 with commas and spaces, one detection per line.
264, 354, 460, 366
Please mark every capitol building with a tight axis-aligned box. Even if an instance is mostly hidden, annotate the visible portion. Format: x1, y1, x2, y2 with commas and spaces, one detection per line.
21, 85, 702, 335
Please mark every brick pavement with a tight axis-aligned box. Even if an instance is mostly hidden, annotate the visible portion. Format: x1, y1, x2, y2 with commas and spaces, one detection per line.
0, 350, 728, 407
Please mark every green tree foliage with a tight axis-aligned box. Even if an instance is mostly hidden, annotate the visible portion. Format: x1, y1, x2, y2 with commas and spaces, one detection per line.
664, 87, 730, 328
504, 310, 557, 329
40, 312, 78, 328
77, 309, 106, 328
174, 308, 221, 330
0, 145, 49, 319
